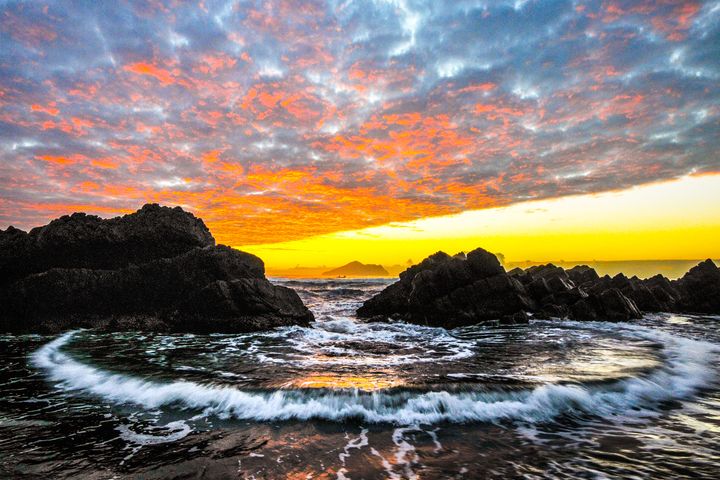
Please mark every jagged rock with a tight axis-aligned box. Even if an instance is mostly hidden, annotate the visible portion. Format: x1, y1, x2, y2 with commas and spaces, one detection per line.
506, 267, 525, 277
518, 264, 589, 316
357, 248, 535, 328
673, 259, 720, 314
566, 265, 600, 286
527, 277, 552, 299
358, 248, 704, 327
0, 204, 214, 286
524, 264, 569, 282
0, 206, 313, 333
570, 288, 642, 321
585, 273, 676, 312
644, 274, 680, 310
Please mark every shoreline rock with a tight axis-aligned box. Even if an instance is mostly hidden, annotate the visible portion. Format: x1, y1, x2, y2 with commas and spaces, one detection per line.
358, 247, 720, 327
0, 205, 313, 333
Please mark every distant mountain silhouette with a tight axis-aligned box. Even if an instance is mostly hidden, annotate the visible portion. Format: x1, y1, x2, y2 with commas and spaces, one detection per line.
323, 261, 390, 277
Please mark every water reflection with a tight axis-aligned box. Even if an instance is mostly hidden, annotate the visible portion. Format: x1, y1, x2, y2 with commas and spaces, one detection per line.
280, 371, 405, 390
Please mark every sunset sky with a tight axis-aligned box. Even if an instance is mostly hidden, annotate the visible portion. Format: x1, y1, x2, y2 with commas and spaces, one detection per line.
1, 0, 719, 269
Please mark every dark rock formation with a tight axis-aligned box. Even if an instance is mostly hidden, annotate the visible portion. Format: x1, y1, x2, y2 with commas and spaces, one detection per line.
322, 261, 390, 277
359, 249, 704, 326
566, 265, 600, 286
570, 288, 642, 321
360, 248, 720, 328
672, 259, 720, 314
0, 205, 313, 333
357, 248, 536, 328
0, 204, 215, 286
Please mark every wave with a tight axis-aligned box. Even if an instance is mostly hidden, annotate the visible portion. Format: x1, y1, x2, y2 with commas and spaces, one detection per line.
31, 324, 718, 425
232, 319, 476, 366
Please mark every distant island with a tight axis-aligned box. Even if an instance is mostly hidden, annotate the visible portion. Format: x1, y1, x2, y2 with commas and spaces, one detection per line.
323, 261, 390, 277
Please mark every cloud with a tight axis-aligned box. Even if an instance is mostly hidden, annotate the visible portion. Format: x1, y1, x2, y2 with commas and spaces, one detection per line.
0, 0, 718, 245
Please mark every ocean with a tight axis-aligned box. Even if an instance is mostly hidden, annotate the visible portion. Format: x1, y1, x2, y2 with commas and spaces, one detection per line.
1, 278, 719, 478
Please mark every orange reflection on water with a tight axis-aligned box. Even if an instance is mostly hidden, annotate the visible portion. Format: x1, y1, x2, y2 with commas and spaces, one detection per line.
283, 372, 404, 390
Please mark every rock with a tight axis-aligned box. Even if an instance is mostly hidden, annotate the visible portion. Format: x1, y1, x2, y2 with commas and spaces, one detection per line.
570, 288, 642, 321
566, 265, 600, 286
673, 259, 720, 314
644, 274, 680, 310
500, 310, 530, 325
0, 204, 214, 286
536, 303, 570, 320
0, 206, 313, 333
173, 277, 313, 333
360, 250, 720, 327
358, 248, 536, 328
358, 248, 662, 327
527, 277, 552, 299
583, 273, 677, 313
466, 248, 505, 277
547, 275, 574, 294
356, 281, 410, 320
517, 264, 591, 316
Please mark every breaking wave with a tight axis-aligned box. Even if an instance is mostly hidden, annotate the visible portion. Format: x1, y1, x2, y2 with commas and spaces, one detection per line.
31, 323, 718, 425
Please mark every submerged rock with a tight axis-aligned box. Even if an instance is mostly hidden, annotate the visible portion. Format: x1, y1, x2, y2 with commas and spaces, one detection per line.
0, 205, 313, 333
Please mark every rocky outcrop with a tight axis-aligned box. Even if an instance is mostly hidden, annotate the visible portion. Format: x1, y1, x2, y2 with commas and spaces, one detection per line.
491, 261, 642, 322
357, 248, 536, 328
0, 204, 215, 286
0, 205, 313, 333
361, 249, 720, 327
359, 250, 720, 327
569, 288, 642, 321
672, 259, 720, 314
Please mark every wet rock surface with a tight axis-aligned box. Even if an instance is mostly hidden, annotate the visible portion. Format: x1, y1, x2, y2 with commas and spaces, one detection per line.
0, 204, 313, 333
358, 248, 720, 326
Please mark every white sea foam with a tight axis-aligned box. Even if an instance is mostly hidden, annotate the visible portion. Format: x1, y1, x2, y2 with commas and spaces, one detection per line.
116, 420, 192, 446
220, 319, 475, 366
339, 428, 369, 465
31, 323, 719, 425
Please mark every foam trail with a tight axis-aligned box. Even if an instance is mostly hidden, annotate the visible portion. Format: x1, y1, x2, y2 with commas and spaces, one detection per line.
31, 327, 718, 425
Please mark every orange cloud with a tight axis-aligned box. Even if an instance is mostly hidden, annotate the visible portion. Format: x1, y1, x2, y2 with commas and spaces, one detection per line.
30, 103, 59, 116
37, 154, 84, 165
124, 62, 179, 86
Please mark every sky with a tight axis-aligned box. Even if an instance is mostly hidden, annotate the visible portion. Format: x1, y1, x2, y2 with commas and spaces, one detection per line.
243, 174, 720, 271
1, 0, 719, 268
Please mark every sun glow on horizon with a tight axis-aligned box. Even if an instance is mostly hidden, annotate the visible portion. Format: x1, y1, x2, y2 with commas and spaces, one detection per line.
240, 174, 720, 273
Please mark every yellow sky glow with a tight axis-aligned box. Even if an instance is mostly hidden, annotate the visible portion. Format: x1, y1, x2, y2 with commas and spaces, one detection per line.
239, 174, 720, 273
